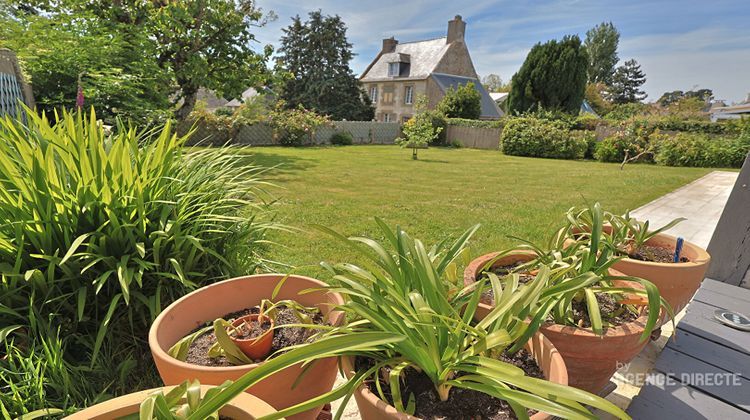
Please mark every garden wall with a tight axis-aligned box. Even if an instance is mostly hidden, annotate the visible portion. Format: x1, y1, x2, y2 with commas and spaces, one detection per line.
445, 124, 503, 149
181, 120, 401, 146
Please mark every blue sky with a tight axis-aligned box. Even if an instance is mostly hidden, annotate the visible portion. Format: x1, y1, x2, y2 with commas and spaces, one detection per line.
254, 0, 750, 103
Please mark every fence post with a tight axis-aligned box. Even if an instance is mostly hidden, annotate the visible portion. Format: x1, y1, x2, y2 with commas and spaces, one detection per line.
706, 152, 750, 287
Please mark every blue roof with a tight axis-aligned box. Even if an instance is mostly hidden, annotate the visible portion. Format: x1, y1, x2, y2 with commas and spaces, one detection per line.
431, 73, 504, 119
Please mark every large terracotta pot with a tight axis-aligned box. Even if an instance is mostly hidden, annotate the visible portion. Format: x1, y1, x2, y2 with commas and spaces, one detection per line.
340, 332, 567, 420
611, 233, 710, 316
149, 274, 344, 420
462, 250, 538, 319
65, 385, 279, 419
538, 309, 650, 394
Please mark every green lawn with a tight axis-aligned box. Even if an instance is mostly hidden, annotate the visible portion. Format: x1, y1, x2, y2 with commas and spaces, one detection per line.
235, 145, 712, 277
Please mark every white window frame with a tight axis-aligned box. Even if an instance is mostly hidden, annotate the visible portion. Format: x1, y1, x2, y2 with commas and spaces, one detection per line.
388, 62, 400, 77
369, 86, 378, 103
383, 113, 392, 122
404, 86, 414, 105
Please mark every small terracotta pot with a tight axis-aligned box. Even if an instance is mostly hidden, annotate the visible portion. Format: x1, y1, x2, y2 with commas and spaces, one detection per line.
229, 314, 275, 360
340, 332, 566, 420
64, 385, 278, 419
611, 233, 710, 317
149, 274, 344, 420
463, 250, 538, 319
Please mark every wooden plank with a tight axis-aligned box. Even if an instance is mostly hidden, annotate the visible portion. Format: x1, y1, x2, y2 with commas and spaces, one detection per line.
654, 347, 750, 411
627, 375, 747, 419
679, 301, 750, 355
693, 287, 750, 313
706, 156, 750, 286
700, 278, 750, 301
667, 329, 750, 380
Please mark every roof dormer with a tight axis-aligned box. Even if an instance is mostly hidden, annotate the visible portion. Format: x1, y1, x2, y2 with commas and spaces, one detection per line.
385, 53, 410, 77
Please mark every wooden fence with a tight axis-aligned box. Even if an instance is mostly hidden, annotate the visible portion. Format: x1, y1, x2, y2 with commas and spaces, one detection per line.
444, 125, 503, 149
181, 120, 401, 146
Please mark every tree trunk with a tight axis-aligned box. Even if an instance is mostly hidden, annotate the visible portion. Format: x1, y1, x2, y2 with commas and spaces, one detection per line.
174, 90, 198, 120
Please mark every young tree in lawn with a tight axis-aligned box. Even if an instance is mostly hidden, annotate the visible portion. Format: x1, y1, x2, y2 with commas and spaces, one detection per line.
437, 82, 482, 119
278, 10, 374, 121
609, 59, 647, 104
508, 35, 589, 114
398, 96, 442, 160
584, 22, 620, 85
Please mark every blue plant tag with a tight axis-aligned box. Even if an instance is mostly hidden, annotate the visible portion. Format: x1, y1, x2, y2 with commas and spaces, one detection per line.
673, 237, 684, 263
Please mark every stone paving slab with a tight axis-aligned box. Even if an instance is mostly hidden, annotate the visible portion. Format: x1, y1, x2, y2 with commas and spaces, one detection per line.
630, 171, 738, 248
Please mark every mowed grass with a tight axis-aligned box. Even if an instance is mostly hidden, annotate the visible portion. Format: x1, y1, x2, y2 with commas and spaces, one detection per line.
231, 145, 712, 277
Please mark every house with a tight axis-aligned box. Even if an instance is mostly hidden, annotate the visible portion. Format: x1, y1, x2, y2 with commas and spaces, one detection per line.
225, 87, 274, 110
360, 16, 502, 122
710, 94, 750, 122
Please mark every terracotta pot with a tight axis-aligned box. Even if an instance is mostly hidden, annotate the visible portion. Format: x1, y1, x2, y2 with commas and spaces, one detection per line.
463, 250, 538, 319
539, 306, 650, 394
149, 274, 344, 420
611, 233, 710, 317
229, 314, 275, 360
65, 385, 278, 419
340, 332, 566, 420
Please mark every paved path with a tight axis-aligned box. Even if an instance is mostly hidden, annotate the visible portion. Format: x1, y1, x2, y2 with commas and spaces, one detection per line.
630, 171, 738, 248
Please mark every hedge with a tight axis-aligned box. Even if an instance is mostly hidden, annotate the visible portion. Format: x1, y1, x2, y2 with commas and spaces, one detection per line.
655, 133, 750, 168
445, 117, 504, 129
500, 117, 587, 159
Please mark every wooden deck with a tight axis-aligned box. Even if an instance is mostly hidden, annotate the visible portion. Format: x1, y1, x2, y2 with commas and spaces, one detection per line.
627, 279, 750, 418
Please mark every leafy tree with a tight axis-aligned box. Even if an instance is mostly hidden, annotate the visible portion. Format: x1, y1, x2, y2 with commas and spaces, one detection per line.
609, 59, 647, 104
398, 96, 442, 159
278, 10, 374, 120
481, 74, 506, 92
584, 22, 620, 85
585, 83, 612, 115
0, 8, 171, 123
1, 0, 275, 120
657, 89, 713, 107
437, 82, 482, 119
508, 35, 589, 114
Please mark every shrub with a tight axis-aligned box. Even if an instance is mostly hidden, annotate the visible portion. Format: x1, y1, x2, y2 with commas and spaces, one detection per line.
445, 117, 504, 129
437, 82, 482, 119
214, 107, 235, 117
594, 122, 656, 163
268, 101, 331, 146
397, 96, 442, 159
571, 130, 598, 159
500, 117, 587, 159
572, 114, 600, 131
329, 131, 353, 145
0, 108, 274, 416
655, 132, 750, 168
603, 102, 650, 121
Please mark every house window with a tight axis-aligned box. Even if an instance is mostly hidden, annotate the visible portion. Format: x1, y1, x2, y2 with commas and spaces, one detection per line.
383, 113, 392, 122
404, 86, 414, 105
388, 62, 400, 77
369, 86, 378, 103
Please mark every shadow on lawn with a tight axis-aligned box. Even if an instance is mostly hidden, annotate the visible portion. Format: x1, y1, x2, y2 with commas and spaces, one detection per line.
232, 150, 318, 177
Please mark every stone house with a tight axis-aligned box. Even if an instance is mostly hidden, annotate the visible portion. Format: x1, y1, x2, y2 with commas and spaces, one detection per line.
360, 16, 502, 122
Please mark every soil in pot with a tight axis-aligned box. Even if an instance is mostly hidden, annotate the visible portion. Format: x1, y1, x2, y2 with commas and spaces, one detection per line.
356, 350, 544, 419
626, 244, 689, 263
479, 262, 535, 304
185, 305, 324, 366
566, 293, 639, 329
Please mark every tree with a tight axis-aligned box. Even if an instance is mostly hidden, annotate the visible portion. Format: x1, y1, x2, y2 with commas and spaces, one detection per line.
658, 89, 713, 107
584, 22, 620, 85
278, 10, 374, 121
481, 74, 505, 92
508, 35, 589, 114
397, 96, 442, 159
1, 1, 275, 120
437, 82, 482, 119
609, 59, 647, 104
0, 7, 171, 123
585, 83, 612, 115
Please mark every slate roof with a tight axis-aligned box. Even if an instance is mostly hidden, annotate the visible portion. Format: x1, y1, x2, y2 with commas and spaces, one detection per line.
431, 73, 503, 119
361, 37, 450, 81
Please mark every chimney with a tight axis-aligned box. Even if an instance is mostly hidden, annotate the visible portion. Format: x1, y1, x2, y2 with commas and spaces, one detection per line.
447, 15, 466, 44
382, 37, 398, 53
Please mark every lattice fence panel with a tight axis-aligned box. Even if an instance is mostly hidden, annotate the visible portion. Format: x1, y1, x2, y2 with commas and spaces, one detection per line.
0, 72, 24, 119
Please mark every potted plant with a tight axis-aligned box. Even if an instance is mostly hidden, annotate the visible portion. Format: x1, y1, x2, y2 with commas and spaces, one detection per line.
606, 211, 711, 316
66, 380, 278, 419
148, 273, 345, 420
465, 204, 673, 393
306, 220, 629, 419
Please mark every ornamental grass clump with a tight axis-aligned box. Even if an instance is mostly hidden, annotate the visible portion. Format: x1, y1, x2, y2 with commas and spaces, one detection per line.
0, 107, 275, 416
